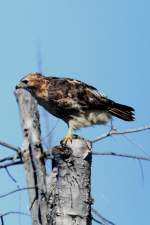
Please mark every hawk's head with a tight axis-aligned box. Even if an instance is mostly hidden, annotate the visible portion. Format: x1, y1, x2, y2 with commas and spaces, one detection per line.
16, 72, 44, 91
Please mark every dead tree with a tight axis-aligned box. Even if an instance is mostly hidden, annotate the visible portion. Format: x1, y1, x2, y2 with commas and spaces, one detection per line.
0, 89, 150, 225
15, 89, 92, 225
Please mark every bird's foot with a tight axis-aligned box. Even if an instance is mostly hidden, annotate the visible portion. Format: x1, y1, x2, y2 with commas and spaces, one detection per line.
60, 134, 79, 146
60, 135, 73, 146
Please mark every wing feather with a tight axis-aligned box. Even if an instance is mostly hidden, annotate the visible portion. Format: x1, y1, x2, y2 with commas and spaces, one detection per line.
47, 77, 109, 109
46, 76, 135, 121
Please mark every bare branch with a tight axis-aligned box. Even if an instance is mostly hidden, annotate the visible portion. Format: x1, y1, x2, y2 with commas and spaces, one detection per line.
0, 161, 22, 169
93, 151, 150, 161
46, 150, 150, 162
42, 119, 59, 149
92, 207, 115, 225
0, 187, 36, 199
0, 140, 19, 152
0, 211, 30, 217
0, 216, 4, 225
5, 167, 18, 184
121, 134, 150, 157
137, 159, 144, 183
0, 211, 30, 225
4, 167, 23, 225
92, 216, 104, 225
0, 156, 18, 163
91, 125, 150, 143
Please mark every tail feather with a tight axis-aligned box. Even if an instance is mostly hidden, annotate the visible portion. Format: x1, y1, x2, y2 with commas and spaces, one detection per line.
108, 102, 135, 121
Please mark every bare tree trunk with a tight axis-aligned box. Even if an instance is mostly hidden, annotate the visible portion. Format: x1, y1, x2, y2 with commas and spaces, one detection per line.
15, 89, 47, 225
15, 90, 92, 225
47, 139, 92, 225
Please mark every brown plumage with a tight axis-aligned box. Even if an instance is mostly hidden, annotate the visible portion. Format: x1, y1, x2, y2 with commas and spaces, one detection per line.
16, 72, 135, 143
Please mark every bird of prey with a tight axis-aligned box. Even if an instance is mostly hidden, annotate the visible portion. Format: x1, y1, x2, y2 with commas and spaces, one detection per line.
16, 73, 135, 144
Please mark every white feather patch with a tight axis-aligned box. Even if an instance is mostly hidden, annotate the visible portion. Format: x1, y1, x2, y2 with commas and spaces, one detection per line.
69, 110, 111, 129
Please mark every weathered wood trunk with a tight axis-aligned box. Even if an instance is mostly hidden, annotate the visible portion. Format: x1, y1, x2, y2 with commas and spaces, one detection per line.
15, 89, 92, 225
47, 139, 92, 225
16, 89, 48, 225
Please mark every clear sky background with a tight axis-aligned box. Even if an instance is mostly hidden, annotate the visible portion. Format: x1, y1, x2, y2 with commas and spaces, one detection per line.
0, 0, 150, 224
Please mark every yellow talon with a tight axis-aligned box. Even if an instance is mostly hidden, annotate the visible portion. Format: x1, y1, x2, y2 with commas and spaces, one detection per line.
61, 127, 73, 145
62, 135, 73, 145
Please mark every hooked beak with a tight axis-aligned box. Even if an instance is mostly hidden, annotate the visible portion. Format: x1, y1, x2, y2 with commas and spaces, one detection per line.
15, 82, 27, 90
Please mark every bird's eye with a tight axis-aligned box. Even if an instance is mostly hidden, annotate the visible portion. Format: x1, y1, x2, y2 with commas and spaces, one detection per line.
22, 80, 28, 84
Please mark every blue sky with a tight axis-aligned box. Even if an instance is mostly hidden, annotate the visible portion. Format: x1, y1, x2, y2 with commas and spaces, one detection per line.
0, 0, 150, 224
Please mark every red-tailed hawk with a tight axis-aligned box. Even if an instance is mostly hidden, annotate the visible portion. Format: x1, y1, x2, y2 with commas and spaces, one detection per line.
16, 73, 135, 144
